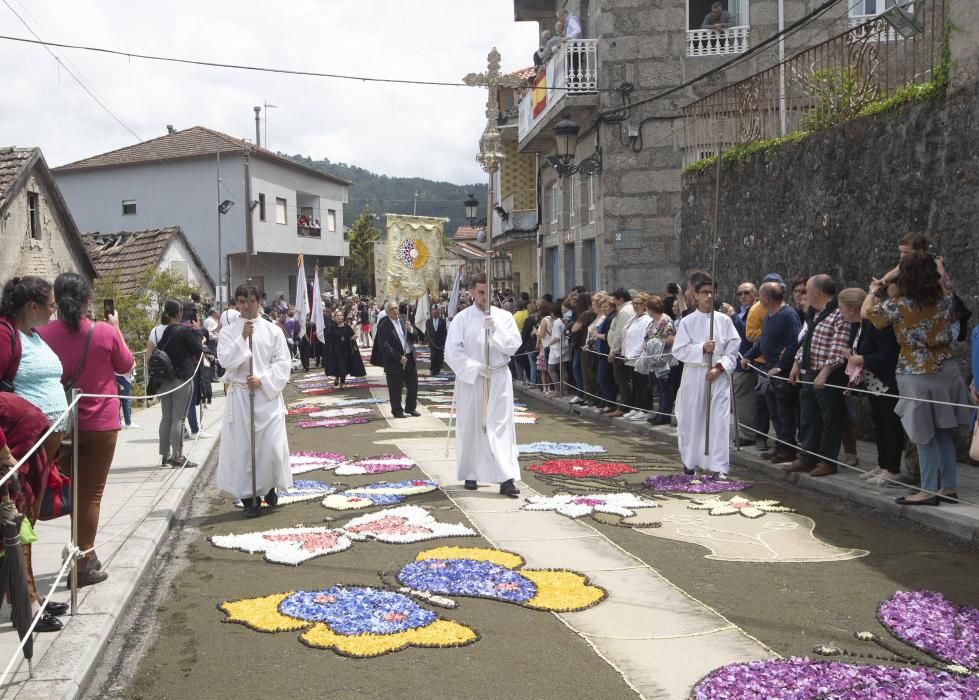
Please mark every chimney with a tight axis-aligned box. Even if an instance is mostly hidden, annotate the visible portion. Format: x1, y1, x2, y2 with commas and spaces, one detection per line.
254, 106, 262, 147
166, 124, 176, 134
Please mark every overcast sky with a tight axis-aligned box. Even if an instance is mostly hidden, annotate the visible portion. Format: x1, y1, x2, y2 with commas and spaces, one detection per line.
0, 1, 538, 184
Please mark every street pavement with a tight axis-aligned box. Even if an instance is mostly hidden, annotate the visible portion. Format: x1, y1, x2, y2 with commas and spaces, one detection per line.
7, 356, 978, 699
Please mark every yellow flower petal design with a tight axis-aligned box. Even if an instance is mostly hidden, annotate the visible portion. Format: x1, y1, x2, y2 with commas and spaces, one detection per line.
219, 592, 308, 632
300, 619, 478, 657
415, 546, 524, 569
521, 570, 608, 612
411, 239, 429, 269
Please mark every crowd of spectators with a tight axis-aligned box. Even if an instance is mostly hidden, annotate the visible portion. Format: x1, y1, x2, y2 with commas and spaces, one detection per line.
507, 233, 976, 506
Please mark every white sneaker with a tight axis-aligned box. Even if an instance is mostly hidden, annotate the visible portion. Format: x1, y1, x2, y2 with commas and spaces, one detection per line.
860, 466, 883, 481
843, 453, 860, 467
867, 473, 887, 486
122, 423, 139, 430
569, 397, 583, 405
629, 411, 646, 421
194, 430, 212, 439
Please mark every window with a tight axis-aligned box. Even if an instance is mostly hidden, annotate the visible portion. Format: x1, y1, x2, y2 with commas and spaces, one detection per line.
549, 184, 559, 226
327, 210, 337, 232
275, 197, 287, 225
258, 193, 266, 221
588, 175, 596, 223
577, 175, 593, 224
122, 199, 136, 215
27, 192, 41, 239
169, 260, 189, 281
569, 176, 576, 225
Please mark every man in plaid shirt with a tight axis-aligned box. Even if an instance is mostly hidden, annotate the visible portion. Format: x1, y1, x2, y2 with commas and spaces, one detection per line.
785, 275, 854, 477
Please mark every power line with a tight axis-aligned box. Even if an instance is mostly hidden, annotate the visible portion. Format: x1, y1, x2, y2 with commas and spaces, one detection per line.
0, 33, 625, 93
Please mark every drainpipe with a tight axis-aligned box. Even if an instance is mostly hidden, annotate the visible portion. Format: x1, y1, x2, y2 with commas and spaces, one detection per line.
778, 0, 787, 135
254, 106, 262, 146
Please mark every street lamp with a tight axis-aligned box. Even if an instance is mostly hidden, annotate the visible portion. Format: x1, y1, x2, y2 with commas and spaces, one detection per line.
464, 193, 479, 227
554, 115, 580, 166
547, 114, 602, 179
216, 199, 236, 311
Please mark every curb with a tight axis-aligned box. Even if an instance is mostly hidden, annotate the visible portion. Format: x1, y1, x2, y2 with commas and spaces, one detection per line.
513, 384, 979, 545
6, 410, 223, 700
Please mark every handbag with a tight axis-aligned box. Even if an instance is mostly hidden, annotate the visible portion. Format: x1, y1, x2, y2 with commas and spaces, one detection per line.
63, 322, 95, 402
38, 463, 72, 521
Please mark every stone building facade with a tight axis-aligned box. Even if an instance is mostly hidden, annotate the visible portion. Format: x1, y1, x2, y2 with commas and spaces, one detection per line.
0, 147, 96, 284
503, 0, 867, 298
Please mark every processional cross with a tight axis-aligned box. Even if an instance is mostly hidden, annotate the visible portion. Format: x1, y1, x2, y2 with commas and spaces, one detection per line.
462, 48, 525, 431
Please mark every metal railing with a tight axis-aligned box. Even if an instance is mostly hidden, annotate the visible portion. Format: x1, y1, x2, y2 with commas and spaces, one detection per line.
686, 25, 751, 57
682, 1, 946, 165
518, 39, 599, 142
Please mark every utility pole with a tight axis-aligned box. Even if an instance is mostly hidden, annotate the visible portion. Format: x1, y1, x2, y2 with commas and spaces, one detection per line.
413, 188, 419, 216
243, 147, 258, 512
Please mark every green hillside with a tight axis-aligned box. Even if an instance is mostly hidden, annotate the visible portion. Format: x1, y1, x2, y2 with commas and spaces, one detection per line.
287, 154, 488, 235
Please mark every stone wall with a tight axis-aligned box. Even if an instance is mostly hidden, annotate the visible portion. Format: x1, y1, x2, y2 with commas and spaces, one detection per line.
679, 87, 978, 323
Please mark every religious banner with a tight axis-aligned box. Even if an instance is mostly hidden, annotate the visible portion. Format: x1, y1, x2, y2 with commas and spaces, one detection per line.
384, 214, 445, 299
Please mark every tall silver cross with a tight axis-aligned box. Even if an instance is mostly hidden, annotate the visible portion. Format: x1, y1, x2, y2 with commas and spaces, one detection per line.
463, 48, 525, 431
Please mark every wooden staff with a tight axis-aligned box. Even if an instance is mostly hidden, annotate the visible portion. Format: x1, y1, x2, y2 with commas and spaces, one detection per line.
704, 137, 723, 457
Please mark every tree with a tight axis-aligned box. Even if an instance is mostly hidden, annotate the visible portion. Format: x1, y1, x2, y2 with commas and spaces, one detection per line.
345, 206, 381, 295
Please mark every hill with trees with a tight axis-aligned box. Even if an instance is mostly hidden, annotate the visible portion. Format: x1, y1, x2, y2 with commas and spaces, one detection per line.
286, 155, 488, 235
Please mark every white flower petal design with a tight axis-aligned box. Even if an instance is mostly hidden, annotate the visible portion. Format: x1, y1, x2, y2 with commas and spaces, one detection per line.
688, 495, 794, 519
523, 493, 659, 519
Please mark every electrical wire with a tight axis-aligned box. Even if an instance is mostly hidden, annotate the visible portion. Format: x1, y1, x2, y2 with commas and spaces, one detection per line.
0, 32, 627, 92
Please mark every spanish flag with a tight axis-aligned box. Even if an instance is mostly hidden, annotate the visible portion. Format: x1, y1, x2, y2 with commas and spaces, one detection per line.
532, 72, 547, 118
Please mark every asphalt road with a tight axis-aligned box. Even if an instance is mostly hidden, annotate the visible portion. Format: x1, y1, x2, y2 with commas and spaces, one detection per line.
92, 364, 979, 699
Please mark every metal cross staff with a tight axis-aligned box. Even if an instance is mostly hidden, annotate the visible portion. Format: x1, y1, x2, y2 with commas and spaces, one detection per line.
463, 48, 524, 432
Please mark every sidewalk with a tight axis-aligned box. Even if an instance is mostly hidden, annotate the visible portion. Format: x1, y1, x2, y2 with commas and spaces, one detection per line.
0, 391, 225, 699
514, 384, 979, 545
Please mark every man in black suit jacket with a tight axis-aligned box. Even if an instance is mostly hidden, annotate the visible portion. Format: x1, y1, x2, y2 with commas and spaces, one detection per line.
424, 305, 448, 376
372, 301, 419, 417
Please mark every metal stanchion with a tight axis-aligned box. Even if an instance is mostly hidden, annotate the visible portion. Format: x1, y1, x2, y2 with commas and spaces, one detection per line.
69, 390, 79, 614
559, 334, 564, 395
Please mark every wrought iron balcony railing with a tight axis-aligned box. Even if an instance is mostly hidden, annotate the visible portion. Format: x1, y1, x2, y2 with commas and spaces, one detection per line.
686, 25, 751, 57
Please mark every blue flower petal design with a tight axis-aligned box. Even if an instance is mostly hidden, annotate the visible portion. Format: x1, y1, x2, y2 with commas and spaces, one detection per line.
279, 586, 436, 636
398, 559, 537, 604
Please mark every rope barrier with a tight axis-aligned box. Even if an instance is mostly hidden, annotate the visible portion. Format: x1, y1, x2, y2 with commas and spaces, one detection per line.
739, 354, 977, 411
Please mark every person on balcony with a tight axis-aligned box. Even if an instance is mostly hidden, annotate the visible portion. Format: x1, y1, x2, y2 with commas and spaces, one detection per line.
702, 2, 734, 30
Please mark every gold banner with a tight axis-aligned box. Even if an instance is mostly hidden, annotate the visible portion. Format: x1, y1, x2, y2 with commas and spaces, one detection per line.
384, 214, 445, 299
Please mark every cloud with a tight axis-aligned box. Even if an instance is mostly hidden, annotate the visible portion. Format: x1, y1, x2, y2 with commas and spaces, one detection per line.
0, 0, 539, 183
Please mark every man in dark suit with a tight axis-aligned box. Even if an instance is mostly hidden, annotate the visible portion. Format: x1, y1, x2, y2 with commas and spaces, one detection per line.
372, 301, 419, 418
425, 305, 448, 376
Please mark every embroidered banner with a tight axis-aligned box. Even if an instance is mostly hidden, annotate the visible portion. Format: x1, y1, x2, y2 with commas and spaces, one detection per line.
384, 214, 445, 299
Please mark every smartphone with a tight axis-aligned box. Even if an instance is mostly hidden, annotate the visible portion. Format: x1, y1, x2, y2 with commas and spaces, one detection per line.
103, 299, 115, 319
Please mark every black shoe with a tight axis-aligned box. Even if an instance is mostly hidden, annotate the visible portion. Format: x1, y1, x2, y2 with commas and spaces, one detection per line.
391, 412, 407, 418
895, 495, 940, 506
242, 498, 261, 519
44, 600, 69, 617
895, 474, 919, 486
937, 492, 959, 504
408, 410, 421, 417
464, 480, 477, 490
754, 438, 769, 450
500, 479, 520, 497
170, 456, 197, 468
75, 568, 109, 588
265, 488, 279, 507
651, 415, 671, 425
683, 467, 696, 476
34, 613, 63, 633
737, 437, 755, 447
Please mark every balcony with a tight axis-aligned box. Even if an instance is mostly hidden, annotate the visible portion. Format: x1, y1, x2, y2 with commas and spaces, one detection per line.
297, 215, 321, 238
686, 25, 750, 57
517, 39, 598, 147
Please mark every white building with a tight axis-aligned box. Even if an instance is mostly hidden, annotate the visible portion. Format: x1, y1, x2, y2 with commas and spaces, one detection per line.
53, 126, 351, 303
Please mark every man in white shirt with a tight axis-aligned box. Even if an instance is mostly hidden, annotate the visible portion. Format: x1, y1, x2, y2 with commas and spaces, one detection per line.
558, 9, 582, 39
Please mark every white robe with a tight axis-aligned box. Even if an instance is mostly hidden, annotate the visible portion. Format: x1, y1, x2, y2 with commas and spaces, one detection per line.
445, 305, 523, 483
672, 310, 740, 473
216, 316, 293, 499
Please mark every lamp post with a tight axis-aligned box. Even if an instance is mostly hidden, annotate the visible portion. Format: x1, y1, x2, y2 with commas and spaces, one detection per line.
547, 114, 602, 179
463, 48, 524, 432
217, 198, 235, 312
464, 193, 479, 227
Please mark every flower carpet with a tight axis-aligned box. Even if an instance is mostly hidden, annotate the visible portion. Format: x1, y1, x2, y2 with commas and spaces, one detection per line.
321, 480, 439, 510
692, 590, 979, 698
522, 493, 659, 520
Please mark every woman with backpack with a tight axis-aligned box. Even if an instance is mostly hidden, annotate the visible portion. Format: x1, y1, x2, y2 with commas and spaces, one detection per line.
37, 272, 134, 588
146, 300, 204, 469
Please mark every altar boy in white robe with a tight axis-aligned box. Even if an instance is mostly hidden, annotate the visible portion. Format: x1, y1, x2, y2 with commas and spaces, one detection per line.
217, 284, 293, 518
672, 275, 741, 478
445, 273, 524, 497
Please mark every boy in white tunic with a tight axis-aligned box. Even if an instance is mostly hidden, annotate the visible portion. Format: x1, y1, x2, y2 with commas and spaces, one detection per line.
672, 276, 740, 478
217, 285, 293, 518
445, 273, 523, 497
